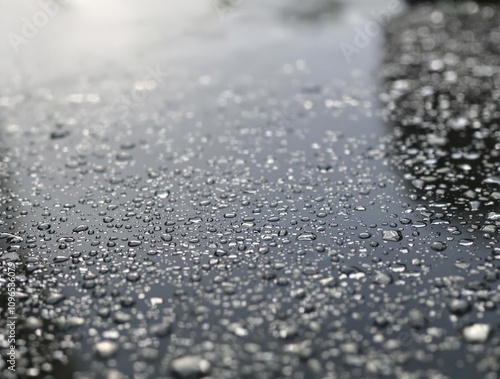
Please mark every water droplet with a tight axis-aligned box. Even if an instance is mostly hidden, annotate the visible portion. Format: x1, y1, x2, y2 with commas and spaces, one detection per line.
46, 292, 65, 305
167, 355, 211, 378
447, 299, 471, 315
37, 222, 51, 231
382, 230, 402, 242
53, 256, 69, 263
95, 341, 118, 358
296, 232, 317, 241
128, 240, 142, 247
372, 271, 393, 285
462, 323, 491, 343
73, 225, 89, 233
155, 189, 171, 199
483, 176, 500, 186
458, 239, 474, 246
431, 241, 447, 252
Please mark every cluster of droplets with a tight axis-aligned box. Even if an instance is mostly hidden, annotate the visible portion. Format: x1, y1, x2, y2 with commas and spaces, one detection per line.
0, 2, 499, 379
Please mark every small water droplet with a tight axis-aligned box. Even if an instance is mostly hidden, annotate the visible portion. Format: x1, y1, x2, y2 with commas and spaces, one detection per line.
382, 230, 402, 242
296, 232, 317, 241
155, 189, 171, 199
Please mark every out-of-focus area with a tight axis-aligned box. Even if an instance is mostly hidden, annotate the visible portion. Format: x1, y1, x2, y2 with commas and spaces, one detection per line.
0, 0, 400, 88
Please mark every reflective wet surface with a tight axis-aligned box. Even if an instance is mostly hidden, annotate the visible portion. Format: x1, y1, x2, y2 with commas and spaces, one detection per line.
0, 1, 499, 378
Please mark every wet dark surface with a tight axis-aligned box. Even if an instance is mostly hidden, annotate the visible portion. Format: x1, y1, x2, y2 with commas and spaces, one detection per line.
0, 1, 499, 378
